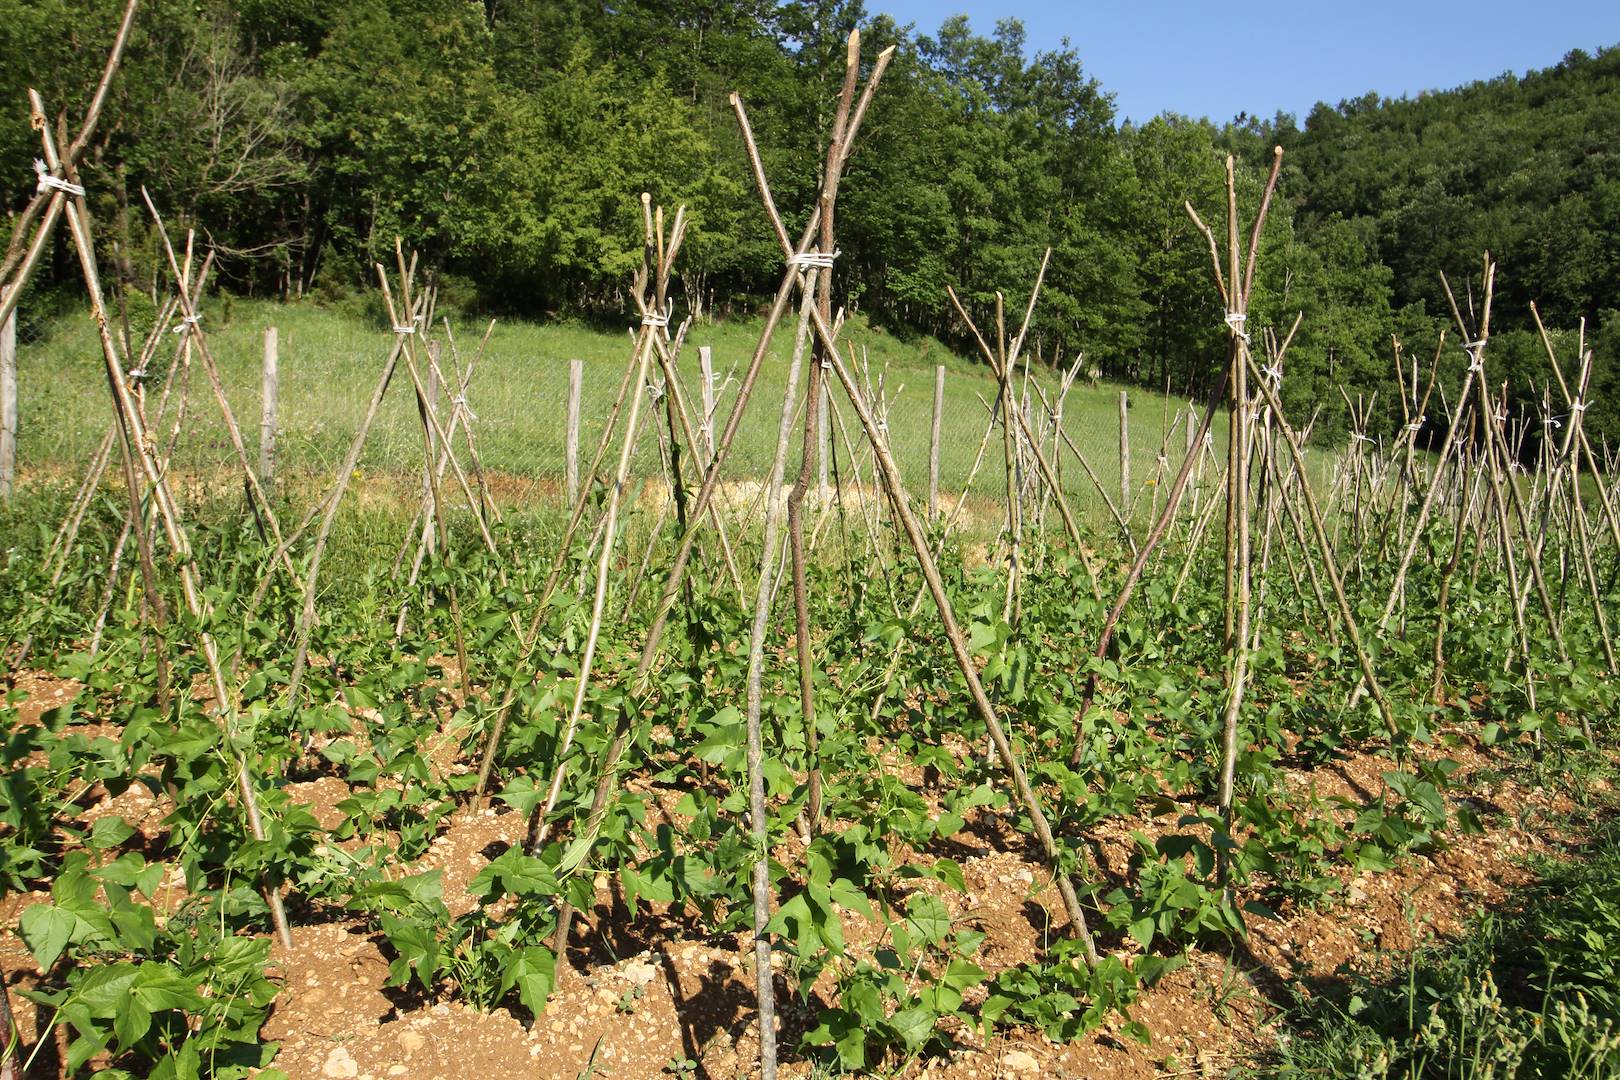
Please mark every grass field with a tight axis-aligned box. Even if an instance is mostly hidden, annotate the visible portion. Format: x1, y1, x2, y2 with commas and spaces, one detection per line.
10, 296, 1225, 529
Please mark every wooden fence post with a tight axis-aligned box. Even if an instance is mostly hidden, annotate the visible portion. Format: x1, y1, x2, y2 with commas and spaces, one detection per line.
929, 364, 944, 520
0, 291, 15, 500
566, 358, 582, 504
818, 380, 830, 493
259, 326, 277, 487
1119, 389, 1131, 517
699, 345, 716, 466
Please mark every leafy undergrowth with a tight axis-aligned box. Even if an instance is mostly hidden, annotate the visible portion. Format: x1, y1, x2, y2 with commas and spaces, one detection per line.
1254, 813, 1620, 1080
2, 480, 1618, 1077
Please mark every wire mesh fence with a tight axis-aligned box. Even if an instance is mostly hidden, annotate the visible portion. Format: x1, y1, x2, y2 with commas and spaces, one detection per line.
3, 298, 1223, 535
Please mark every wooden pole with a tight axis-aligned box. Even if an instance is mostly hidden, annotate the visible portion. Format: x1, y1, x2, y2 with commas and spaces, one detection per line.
698, 344, 716, 466
565, 357, 582, 505
818, 378, 830, 493
259, 326, 277, 487
0, 289, 15, 500
1118, 388, 1130, 518
929, 364, 944, 520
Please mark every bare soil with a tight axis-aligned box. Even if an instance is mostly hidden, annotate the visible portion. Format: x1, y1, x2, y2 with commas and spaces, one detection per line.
0, 672, 1602, 1080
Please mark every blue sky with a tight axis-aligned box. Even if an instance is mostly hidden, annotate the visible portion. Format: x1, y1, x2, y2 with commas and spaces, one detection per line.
867, 1, 1620, 124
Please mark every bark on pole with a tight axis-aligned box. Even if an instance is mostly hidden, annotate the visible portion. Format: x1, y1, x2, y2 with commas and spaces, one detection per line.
929, 363, 944, 520
0, 289, 15, 500
259, 326, 277, 487
698, 344, 715, 465
1119, 389, 1131, 517
566, 358, 582, 505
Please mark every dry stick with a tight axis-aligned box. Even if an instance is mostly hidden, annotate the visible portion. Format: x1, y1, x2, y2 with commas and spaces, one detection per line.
1042, 354, 1087, 534
438, 319, 503, 526
547, 81, 886, 969
640, 301, 746, 599
395, 322, 496, 578
474, 217, 820, 807
41, 107, 291, 948
42, 426, 117, 587
0, 290, 13, 501
566, 359, 582, 504
380, 275, 514, 668
285, 296, 422, 699
260, 326, 277, 486
1536, 321, 1616, 673
1172, 466, 1229, 605
1249, 409, 1280, 653
623, 483, 673, 614
381, 267, 472, 693
1440, 272, 1560, 724
785, 33, 863, 851
929, 364, 945, 520
1343, 334, 1480, 710
1258, 412, 1336, 640
12, 288, 183, 668
539, 334, 647, 594
143, 200, 302, 590
0, 0, 138, 322
529, 301, 663, 850
944, 280, 1103, 598
87, 518, 133, 657
385, 278, 505, 568
0, 966, 16, 1080
1433, 461, 1483, 705
806, 301, 1103, 964
1119, 389, 1131, 518
1212, 156, 1253, 874
470, 214, 710, 803
994, 292, 1023, 624
12, 287, 186, 668
38, 97, 170, 709
1052, 413, 1136, 556
1387, 337, 1446, 589
740, 280, 816, 1080
1480, 393, 1572, 670
1243, 352, 1399, 740
1069, 149, 1285, 757
1471, 404, 1543, 716
865, 403, 1004, 726
175, 295, 293, 579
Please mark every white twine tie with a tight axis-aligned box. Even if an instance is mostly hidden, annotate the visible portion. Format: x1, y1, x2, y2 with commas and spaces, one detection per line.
1262, 363, 1283, 387
172, 313, 202, 334
1463, 340, 1486, 372
646, 379, 666, 403
34, 159, 84, 197
392, 323, 416, 335
641, 310, 669, 329
127, 367, 146, 381
1224, 310, 1250, 344
1572, 400, 1590, 414
790, 250, 838, 271
1405, 416, 1426, 433
451, 394, 476, 421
